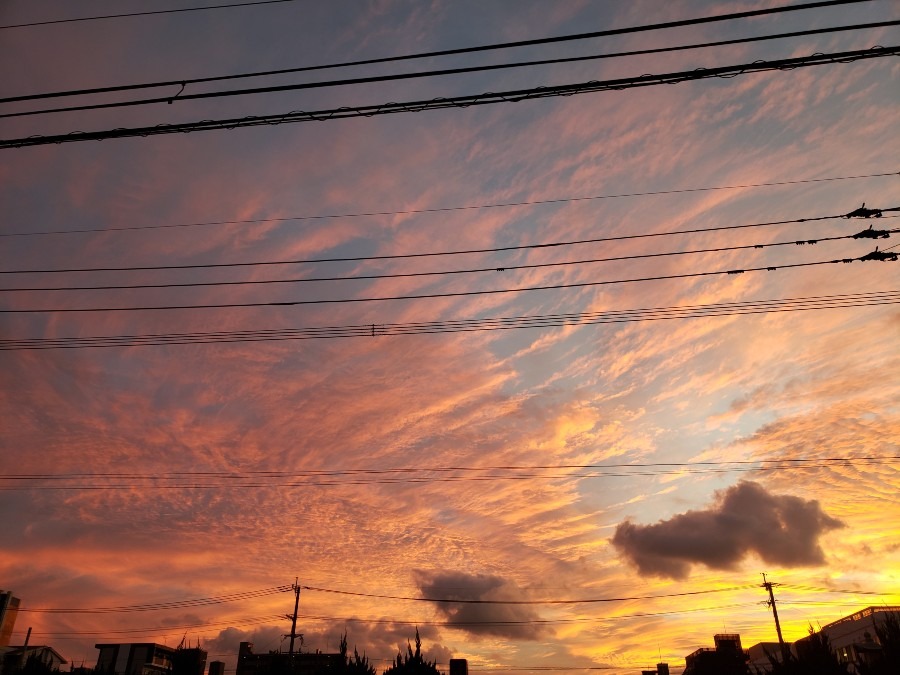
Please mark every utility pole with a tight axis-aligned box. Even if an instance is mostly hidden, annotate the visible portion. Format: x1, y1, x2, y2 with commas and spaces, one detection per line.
287, 579, 302, 658
761, 573, 789, 661
20, 627, 32, 670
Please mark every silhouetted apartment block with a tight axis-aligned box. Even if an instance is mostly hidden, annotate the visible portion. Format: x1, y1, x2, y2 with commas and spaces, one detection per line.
0, 593, 20, 647
746, 641, 783, 672
682, 633, 749, 675
236, 642, 342, 675
449, 659, 468, 675
95, 643, 207, 675
208, 661, 225, 675
745, 605, 900, 673
796, 605, 900, 673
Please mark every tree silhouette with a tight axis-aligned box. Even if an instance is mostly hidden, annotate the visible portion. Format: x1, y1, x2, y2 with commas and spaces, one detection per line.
169, 646, 206, 675
13, 653, 60, 675
854, 612, 900, 675
381, 629, 440, 675
760, 626, 848, 675
338, 632, 376, 675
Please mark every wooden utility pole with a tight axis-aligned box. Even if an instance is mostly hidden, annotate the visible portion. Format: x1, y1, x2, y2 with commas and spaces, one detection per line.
287, 579, 302, 657
761, 573, 789, 661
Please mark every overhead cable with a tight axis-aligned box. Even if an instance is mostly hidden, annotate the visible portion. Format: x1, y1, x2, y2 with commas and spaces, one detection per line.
287, 603, 760, 627
2, 256, 895, 314
0, 0, 873, 98
2, 454, 896, 490
0, 458, 892, 487
7, 210, 898, 274
20, 603, 763, 638
2, 292, 897, 351
0, 0, 298, 30
2, 292, 896, 352
8, 21, 899, 119
6, 173, 897, 238
779, 584, 893, 595
4, 455, 894, 483
275, 600, 895, 627
35, 597, 876, 639
17, 585, 293, 614
3, 46, 897, 149
299, 584, 759, 605
4, 227, 898, 292
3, 213, 823, 271
20, 615, 283, 637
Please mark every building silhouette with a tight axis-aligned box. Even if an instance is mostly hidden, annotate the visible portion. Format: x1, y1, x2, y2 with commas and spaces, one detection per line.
95, 643, 206, 675
744, 606, 900, 672
0, 591, 69, 675
746, 642, 783, 672
640, 664, 669, 675
682, 634, 749, 675
236, 642, 342, 675
794, 605, 900, 673
0, 593, 20, 647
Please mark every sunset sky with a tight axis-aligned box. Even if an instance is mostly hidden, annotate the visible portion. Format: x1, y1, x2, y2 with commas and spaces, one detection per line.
1, 1, 898, 674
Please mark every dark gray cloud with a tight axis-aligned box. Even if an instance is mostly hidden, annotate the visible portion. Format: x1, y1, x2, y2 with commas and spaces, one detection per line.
611, 481, 845, 579
414, 570, 547, 640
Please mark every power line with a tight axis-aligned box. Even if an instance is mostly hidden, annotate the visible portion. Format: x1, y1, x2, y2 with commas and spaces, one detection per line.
0, 0, 299, 30
19, 603, 764, 638
780, 584, 892, 595
2, 291, 896, 350
2, 454, 895, 489
299, 584, 759, 605
7, 211, 840, 274
39, 600, 890, 647
7, 211, 895, 277
9, 21, 899, 119
19, 615, 281, 637
26, 578, 870, 629
0, 0, 874, 98
5, 228, 896, 292
2, 256, 895, 314
17, 586, 293, 614
4, 45, 896, 149
324, 608, 684, 629
16, 595, 897, 640
3, 171, 895, 238
779, 600, 900, 606
5, 210, 823, 271
8, 456, 894, 481
294, 603, 761, 627
290, 600, 894, 627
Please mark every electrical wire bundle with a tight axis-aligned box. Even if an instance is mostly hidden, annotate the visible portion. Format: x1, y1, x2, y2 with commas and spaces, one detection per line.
2, 0, 899, 148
